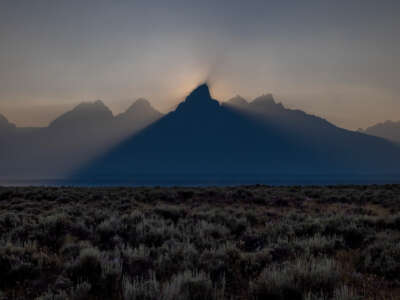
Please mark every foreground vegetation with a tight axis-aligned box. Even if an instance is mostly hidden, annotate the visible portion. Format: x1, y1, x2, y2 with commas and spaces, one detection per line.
1, 185, 400, 299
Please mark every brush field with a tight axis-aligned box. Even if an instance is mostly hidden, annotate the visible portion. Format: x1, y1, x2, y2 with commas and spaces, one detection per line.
1, 185, 400, 299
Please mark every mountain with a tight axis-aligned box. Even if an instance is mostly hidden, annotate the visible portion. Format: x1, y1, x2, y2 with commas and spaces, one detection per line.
0, 99, 162, 179
74, 84, 400, 184
48, 98, 161, 135
116, 98, 161, 121
226, 93, 283, 111
0, 114, 16, 134
49, 100, 114, 129
359, 120, 400, 144
250, 94, 285, 112
224, 94, 336, 135
226, 95, 248, 108
115, 98, 162, 136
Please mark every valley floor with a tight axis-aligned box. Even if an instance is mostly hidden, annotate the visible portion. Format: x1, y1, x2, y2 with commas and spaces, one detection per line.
1, 185, 400, 299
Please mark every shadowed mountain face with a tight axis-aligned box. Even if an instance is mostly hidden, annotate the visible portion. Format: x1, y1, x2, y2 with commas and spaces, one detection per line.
49, 100, 114, 129
115, 98, 162, 135
75, 84, 400, 184
0, 114, 16, 135
226, 95, 248, 108
0, 99, 162, 179
224, 94, 339, 136
360, 121, 400, 144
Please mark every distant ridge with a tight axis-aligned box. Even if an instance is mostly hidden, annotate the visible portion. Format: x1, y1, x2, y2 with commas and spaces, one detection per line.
74, 84, 400, 184
2, 87, 400, 184
226, 95, 248, 107
359, 120, 400, 144
224, 94, 335, 132
116, 98, 162, 126
0, 98, 162, 179
0, 113, 16, 133
0, 114, 16, 130
49, 100, 114, 129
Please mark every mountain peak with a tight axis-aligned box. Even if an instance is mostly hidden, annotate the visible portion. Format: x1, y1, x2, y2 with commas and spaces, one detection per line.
117, 98, 162, 122
226, 95, 248, 107
176, 83, 219, 113
126, 98, 152, 112
187, 83, 212, 100
250, 94, 285, 112
75, 99, 109, 111
50, 100, 113, 128
252, 93, 275, 104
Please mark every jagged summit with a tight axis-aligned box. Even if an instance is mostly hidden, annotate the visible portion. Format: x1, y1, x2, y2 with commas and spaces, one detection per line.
116, 98, 162, 123
50, 100, 113, 128
123, 98, 157, 115
250, 94, 285, 112
224, 93, 285, 114
187, 83, 212, 100
175, 83, 219, 113
252, 93, 275, 104
74, 99, 110, 112
226, 95, 248, 107
225, 93, 285, 112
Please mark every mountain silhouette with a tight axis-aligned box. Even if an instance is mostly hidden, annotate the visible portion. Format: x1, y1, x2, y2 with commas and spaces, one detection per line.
115, 98, 162, 136
359, 120, 400, 144
0, 114, 16, 135
117, 98, 160, 120
224, 94, 338, 135
226, 95, 248, 107
49, 100, 113, 129
74, 84, 400, 184
0, 99, 162, 179
250, 94, 284, 111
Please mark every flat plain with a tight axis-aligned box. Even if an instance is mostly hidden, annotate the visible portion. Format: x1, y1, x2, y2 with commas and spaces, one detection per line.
1, 185, 400, 299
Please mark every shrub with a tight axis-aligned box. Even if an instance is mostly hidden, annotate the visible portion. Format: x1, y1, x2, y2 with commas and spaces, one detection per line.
122, 273, 159, 300
2, 185, 400, 298
122, 245, 153, 279
294, 234, 344, 256
96, 217, 119, 248
67, 247, 102, 286
38, 213, 72, 251
70, 281, 92, 300
358, 238, 400, 280
0, 241, 49, 289
163, 270, 217, 300
250, 256, 341, 299
36, 282, 91, 300
154, 206, 186, 224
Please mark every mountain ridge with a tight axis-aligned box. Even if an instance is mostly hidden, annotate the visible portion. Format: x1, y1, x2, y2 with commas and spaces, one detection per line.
360, 120, 400, 144
2, 86, 400, 183
0, 98, 163, 179
49, 100, 114, 129
74, 84, 400, 184
0, 113, 16, 130
115, 98, 162, 124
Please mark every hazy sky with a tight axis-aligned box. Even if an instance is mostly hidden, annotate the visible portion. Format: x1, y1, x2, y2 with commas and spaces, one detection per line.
0, 0, 399, 129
